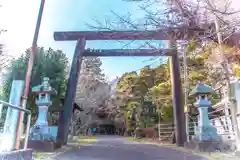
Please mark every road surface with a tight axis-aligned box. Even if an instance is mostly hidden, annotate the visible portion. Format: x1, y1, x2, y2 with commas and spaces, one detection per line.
51, 136, 206, 160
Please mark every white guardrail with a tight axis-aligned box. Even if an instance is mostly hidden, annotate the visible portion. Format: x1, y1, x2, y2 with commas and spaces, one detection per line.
0, 100, 31, 152
187, 114, 235, 141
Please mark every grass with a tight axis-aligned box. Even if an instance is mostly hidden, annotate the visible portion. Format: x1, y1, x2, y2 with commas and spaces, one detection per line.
68, 140, 95, 146
70, 136, 97, 144
124, 137, 238, 160
34, 152, 54, 160
78, 136, 97, 140
124, 137, 153, 142
33, 145, 74, 160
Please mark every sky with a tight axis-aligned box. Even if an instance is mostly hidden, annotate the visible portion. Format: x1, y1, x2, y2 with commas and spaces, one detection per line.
0, 0, 166, 80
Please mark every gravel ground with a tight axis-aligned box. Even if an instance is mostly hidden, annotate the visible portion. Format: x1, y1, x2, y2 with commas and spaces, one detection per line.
50, 136, 208, 160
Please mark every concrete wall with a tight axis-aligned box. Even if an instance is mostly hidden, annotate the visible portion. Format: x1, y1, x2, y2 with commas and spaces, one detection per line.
0, 149, 32, 160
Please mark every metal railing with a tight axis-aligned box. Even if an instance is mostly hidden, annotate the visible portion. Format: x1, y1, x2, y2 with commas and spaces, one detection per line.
0, 100, 31, 151
208, 107, 235, 140
187, 114, 236, 142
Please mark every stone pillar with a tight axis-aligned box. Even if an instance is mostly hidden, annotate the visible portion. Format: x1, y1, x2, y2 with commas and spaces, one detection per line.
35, 106, 49, 126
0, 80, 24, 152
230, 78, 240, 146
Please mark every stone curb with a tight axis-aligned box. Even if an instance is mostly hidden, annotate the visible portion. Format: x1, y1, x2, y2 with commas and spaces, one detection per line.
38, 138, 97, 160
0, 149, 32, 160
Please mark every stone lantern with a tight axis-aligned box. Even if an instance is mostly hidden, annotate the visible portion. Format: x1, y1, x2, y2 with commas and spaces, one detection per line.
189, 82, 220, 141
30, 77, 56, 140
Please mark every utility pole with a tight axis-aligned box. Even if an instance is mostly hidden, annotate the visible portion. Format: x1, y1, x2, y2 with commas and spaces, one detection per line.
214, 16, 240, 149
15, 0, 45, 150
158, 110, 161, 140
183, 47, 189, 142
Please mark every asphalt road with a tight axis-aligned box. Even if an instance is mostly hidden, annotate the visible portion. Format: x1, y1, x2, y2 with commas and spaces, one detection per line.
52, 136, 207, 160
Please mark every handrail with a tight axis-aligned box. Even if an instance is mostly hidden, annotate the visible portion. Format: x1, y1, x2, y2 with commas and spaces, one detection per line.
0, 100, 31, 151
0, 100, 31, 114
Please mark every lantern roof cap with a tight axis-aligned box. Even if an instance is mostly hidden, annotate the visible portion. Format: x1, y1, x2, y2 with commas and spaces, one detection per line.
32, 77, 56, 94
189, 81, 213, 97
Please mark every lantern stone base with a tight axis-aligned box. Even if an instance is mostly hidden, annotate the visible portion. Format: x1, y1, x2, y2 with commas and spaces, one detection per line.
184, 140, 234, 152
23, 140, 58, 152
27, 126, 59, 152
30, 125, 58, 142
198, 126, 221, 141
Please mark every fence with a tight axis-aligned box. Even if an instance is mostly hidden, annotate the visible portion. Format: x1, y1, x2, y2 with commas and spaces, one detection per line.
209, 108, 235, 141
158, 123, 175, 141
186, 107, 236, 142
157, 107, 236, 144
0, 100, 31, 152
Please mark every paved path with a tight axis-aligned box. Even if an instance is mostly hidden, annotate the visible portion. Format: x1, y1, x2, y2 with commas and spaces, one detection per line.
51, 136, 207, 160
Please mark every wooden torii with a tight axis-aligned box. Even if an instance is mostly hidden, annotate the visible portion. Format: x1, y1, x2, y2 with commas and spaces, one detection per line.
53, 28, 207, 147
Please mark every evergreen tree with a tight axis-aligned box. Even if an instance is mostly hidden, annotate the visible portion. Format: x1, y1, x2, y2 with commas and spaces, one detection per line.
3, 47, 69, 122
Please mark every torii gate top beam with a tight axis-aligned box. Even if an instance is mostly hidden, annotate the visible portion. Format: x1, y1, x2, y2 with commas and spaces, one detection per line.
54, 29, 206, 41
82, 49, 175, 56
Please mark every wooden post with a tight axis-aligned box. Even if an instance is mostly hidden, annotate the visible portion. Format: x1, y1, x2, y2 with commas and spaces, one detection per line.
183, 47, 189, 142
167, 40, 186, 146
56, 38, 86, 145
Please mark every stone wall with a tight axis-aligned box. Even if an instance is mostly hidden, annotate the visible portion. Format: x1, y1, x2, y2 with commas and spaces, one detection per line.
0, 149, 32, 160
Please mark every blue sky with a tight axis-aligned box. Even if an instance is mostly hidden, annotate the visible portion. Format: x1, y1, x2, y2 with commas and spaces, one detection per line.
0, 0, 166, 80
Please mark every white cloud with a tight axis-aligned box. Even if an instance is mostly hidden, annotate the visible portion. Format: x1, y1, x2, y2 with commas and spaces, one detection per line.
0, 0, 41, 57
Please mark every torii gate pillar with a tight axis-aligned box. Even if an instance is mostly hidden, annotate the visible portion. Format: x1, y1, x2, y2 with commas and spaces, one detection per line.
56, 38, 86, 145
167, 40, 186, 145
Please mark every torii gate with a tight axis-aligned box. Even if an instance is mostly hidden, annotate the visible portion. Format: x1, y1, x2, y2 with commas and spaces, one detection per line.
53, 29, 205, 147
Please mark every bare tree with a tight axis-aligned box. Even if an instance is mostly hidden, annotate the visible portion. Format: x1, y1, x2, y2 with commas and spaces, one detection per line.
85, 0, 240, 143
